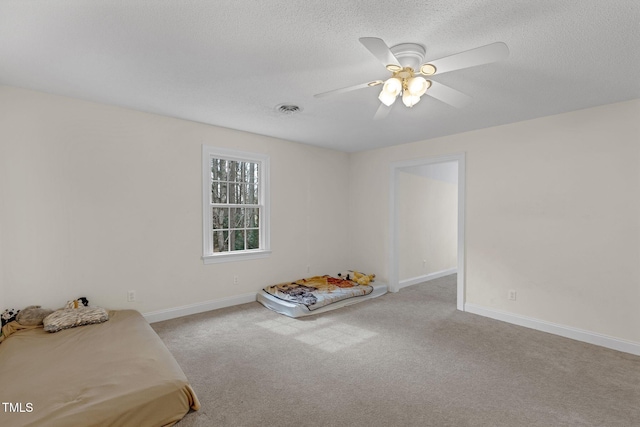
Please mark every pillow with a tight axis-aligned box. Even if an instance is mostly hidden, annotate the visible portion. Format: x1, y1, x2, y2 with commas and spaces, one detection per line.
43, 307, 109, 333
16, 305, 54, 326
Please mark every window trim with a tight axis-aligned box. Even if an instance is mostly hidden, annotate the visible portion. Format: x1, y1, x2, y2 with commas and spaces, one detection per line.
202, 145, 271, 264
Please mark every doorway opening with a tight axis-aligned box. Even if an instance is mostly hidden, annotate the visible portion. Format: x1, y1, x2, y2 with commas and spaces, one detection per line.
389, 153, 466, 311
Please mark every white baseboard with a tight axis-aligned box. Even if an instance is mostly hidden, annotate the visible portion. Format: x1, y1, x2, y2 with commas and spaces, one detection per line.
398, 268, 457, 290
143, 292, 257, 323
464, 303, 640, 356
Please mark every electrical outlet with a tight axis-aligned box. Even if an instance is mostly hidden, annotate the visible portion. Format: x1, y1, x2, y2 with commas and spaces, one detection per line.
127, 290, 136, 302
233, 275, 239, 285
508, 290, 517, 301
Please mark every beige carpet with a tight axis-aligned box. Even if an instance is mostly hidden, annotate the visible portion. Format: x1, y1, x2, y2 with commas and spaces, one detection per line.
152, 275, 640, 426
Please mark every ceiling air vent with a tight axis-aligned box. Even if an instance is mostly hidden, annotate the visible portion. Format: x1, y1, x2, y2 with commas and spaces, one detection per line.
275, 104, 302, 115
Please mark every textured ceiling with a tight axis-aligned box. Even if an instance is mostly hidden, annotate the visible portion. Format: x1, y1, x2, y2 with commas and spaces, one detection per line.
1, 1, 639, 152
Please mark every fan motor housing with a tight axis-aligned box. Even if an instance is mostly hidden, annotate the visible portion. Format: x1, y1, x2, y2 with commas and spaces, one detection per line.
390, 43, 426, 71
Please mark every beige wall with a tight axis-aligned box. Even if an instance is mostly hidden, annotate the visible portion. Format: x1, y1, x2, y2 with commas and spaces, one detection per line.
349, 99, 640, 343
397, 171, 457, 280
2, 84, 639, 346
0, 85, 350, 313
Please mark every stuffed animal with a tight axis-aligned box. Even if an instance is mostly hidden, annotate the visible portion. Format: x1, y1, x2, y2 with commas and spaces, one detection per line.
337, 270, 375, 286
65, 297, 90, 309
16, 305, 54, 326
1, 308, 20, 327
352, 270, 375, 286
337, 271, 352, 281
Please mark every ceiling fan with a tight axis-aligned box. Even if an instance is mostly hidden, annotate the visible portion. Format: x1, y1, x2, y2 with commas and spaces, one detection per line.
314, 37, 509, 119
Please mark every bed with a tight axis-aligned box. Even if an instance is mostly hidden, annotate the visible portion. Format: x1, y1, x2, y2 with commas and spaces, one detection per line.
0, 309, 199, 427
257, 273, 387, 318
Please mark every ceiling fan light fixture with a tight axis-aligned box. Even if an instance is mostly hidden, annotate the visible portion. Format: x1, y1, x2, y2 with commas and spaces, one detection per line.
379, 77, 402, 105
378, 89, 397, 106
382, 77, 402, 96
420, 63, 437, 75
402, 91, 421, 108
407, 76, 428, 97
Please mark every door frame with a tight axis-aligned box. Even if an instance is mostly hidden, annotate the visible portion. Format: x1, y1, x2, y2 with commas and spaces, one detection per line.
388, 152, 466, 311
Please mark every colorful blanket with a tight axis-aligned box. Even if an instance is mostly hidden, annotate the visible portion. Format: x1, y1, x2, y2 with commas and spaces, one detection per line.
264, 275, 373, 311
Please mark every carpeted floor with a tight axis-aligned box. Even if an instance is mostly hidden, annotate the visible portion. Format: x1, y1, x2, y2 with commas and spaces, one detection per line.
152, 275, 640, 426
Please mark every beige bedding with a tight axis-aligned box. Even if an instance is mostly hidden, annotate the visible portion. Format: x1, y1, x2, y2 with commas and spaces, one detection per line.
0, 309, 199, 427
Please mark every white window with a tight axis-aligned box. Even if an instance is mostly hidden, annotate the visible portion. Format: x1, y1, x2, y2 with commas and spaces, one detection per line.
202, 146, 270, 264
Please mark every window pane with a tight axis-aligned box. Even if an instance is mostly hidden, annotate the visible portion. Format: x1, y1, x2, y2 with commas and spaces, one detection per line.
212, 208, 229, 229
211, 158, 228, 181
213, 230, 229, 252
211, 182, 228, 204
245, 208, 259, 228
231, 230, 245, 251
239, 162, 247, 183
247, 229, 259, 250
228, 183, 244, 204
244, 162, 258, 185
230, 208, 245, 228
228, 160, 241, 182
245, 184, 258, 204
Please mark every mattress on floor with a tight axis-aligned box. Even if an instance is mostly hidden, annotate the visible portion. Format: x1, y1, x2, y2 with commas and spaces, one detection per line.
257, 276, 387, 318
0, 309, 199, 427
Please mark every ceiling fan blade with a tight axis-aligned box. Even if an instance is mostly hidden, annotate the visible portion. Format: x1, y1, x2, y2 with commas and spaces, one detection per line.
314, 80, 382, 98
373, 102, 392, 120
426, 81, 472, 108
421, 42, 509, 75
359, 37, 402, 70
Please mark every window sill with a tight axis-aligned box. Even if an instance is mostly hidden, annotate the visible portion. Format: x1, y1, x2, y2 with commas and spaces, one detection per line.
202, 250, 272, 264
